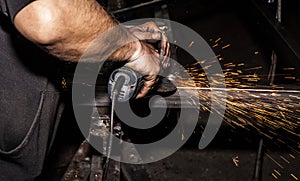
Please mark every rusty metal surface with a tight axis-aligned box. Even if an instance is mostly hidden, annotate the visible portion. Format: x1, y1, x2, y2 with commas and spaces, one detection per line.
62, 140, 92, 181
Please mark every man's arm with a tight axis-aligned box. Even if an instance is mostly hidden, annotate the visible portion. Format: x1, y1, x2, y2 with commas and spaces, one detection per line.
14, 0, 139, 62
13, 0, 166, 98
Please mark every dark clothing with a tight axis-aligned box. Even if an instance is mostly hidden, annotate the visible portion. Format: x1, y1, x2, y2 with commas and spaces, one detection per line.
0, 1, 63, 180
0, 0, 33, 22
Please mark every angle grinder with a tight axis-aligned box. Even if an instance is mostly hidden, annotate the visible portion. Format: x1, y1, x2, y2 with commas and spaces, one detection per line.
108, 66, 177, 102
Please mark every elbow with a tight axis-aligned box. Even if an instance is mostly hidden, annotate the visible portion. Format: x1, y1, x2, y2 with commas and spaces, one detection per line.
14, 1, 63, 45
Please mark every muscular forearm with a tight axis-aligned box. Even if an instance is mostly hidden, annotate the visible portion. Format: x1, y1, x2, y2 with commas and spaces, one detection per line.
14, 0, 139, 62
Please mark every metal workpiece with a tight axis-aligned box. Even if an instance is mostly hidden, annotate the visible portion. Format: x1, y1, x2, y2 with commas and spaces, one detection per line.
62, 140, 92, 181
121, 140, 152, 181
89, 110, 110, 155
106, 159, 122, 180
90, 114, 110, 137
90, 155, 103, 181
85, 84, 300, 116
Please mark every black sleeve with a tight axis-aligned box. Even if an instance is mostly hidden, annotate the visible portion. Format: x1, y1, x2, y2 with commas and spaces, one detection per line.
0, 0, 34, 22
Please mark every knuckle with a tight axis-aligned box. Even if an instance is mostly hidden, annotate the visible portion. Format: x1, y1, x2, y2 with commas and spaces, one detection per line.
154, 66, 160, 74
153, 32, 161, 39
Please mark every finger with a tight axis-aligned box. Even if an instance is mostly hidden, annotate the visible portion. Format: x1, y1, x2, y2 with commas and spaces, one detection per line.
159, 36, 165, 58
143, 22, 161, 32
164, 41, 171, 68
160, 40, 168, 61
159, 32, 170, 69
133, 22, 161, 34
136, 75, 157, 99
132, 31, 161, 42
136, 22, 163, 40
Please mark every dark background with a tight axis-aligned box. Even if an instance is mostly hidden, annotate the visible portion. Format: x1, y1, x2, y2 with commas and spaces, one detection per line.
42, 0, 300, 180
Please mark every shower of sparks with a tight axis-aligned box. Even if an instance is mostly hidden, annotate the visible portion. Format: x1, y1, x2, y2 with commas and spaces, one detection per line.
289, 154, 296, 159
266, 153, 284, 169
283, 68, 295, 71
280, 155, 290, 164
232, 156, 239, 167
176, 37, 300, 146
172, 36, 300, 177
222, 44, 231, 49
291, 173, 299, 180
188, 41, 194, 48
272, 173, 278, 180
212, 44, 219, 48
215, 37, 221, 43
274, 169, 281, 176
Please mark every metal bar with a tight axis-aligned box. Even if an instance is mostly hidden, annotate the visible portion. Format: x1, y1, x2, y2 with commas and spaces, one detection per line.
176, 87, 300, 93
87, 86, 300, 109
121, 140, 151, 181
62, 140, 92, 181
90, 155, 103, 181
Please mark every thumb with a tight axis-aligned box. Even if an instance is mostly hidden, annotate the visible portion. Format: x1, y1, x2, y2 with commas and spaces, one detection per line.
136, 75, 157, 99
